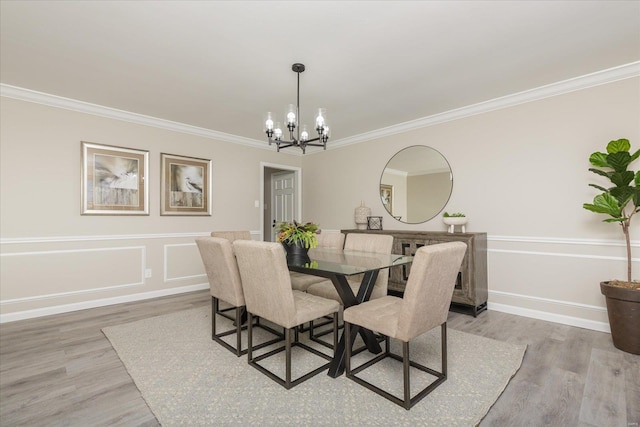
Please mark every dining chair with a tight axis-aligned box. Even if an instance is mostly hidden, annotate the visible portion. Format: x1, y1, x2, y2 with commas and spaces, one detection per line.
233, 240, 340, 389
210, 231, 252, 321
305, 233, 394, 347
196, 237, 282, 357
343, 242, 467, 410
289, 231, 345, 291
211, 230, 252, 241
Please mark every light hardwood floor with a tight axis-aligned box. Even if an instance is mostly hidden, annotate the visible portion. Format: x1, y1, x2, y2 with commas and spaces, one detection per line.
1, 290, 638, 426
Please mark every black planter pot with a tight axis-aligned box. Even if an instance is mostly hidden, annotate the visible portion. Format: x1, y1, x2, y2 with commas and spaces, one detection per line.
282, 241, 310, 259
601, 281, 640, 355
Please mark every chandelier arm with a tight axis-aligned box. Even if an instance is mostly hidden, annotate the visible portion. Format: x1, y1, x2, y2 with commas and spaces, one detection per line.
277, 142, 296, 150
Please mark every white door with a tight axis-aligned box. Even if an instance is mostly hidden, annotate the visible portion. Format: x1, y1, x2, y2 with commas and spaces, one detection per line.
271, 171, 297, 241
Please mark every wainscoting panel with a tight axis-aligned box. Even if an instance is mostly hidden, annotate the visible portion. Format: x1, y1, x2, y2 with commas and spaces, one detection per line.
164, 243, 206, 282
486, 236, 638, 331
0, 232, 214, 322
0, 246, 145, 302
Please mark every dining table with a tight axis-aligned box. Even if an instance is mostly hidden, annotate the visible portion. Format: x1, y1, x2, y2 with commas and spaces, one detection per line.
287, 247, 414, 378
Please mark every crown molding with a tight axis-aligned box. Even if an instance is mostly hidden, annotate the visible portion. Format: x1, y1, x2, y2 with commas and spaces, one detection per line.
328, 61, 640, 150
0, 84, 270, 151
2, 61, 638, 154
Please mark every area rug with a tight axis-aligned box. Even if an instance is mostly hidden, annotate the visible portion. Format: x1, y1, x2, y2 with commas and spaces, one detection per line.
102, 306, 526, 426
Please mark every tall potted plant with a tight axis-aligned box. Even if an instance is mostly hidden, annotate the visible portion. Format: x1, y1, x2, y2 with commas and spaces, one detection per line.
583, 138, 639, 354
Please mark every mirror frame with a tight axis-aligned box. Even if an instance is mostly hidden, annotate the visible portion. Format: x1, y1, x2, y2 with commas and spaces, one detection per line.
380, 145, 453, 224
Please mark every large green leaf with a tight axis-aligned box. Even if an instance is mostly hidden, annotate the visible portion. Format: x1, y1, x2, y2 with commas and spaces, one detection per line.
610, 171, 635, 187
631, 148, 640, 163
607, 151, 632, 172
583, 193, 622, 217
610, 186, 634, 206
635, 170, 640, 186
589, 152, 609, 167
588, 167, 610, 178
588, 183, 608, 192
607, 138, 630, 154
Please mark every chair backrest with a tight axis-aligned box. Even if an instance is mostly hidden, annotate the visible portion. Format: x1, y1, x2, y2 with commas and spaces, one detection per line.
316, 231, 345, 249
233, 240, 297, 327
396, 242, 467, 341
211, 230, 252, 242
196, 237, 245, 307
344, 233, 394, 294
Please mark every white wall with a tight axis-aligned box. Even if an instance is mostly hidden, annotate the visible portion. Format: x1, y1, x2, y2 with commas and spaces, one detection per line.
302, 77, 640, 331
0, 97, 301, 320
1, 77, 638, 330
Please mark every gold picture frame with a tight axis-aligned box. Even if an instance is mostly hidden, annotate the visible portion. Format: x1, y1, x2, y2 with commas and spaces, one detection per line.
160, 153, 212, 216
380, 184, 393, 215
81, 141, 149, 215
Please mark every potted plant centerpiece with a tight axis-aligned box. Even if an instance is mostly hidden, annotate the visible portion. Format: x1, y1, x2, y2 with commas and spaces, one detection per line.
583, 138, 639, 354
275, 220, 319, 257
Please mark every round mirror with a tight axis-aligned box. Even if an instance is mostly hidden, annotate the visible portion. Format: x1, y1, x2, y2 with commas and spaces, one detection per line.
380, 146, 453, 224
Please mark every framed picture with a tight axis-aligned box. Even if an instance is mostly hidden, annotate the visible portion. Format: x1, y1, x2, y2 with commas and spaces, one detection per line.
81, 141, 149, 215
161, 153, 212, 216
380, 184, 393, 215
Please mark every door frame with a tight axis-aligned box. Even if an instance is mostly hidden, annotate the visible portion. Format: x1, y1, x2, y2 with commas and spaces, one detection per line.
259, 162, 302, 242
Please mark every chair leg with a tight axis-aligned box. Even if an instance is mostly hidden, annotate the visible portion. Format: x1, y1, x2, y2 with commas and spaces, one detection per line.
235, 305, 242, 356
345, 322, 352, 374
211, 296, 216, 340
285, 328, 292, 388
441, 322, 447, 378
345, 322, 449, 410
246, 315, 336, 390
403, 341, 410, 409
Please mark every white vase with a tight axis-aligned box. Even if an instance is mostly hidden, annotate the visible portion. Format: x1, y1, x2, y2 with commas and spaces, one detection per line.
354, 201, 371, 230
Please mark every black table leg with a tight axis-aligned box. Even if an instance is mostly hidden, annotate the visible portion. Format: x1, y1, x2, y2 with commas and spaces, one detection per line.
326, 271, 382, 378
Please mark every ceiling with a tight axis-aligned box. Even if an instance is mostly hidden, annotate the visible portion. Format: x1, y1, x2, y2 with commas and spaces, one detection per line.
2, 1, 639, 145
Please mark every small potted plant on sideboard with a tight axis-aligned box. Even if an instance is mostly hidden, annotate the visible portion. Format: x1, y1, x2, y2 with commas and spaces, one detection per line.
442, 212, 468, 233
583, 138, 639, 354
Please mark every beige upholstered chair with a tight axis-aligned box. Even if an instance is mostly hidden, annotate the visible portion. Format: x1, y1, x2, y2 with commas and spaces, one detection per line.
343, 242, 467, 409
306, 233, 394, 301
196, 237, 281, 357
211, 230, 252, 241
209, 231, 252, 320
316, 230, 346, 249
289, 231, 345, 291
305, 233, 394, 347
233, 240, 340, 389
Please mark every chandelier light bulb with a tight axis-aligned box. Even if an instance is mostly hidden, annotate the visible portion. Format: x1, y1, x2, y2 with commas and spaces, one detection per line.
286, 104, 296, 125
300, 125, 309, 142
274, 123, 283, 140
264, 112, 275, 132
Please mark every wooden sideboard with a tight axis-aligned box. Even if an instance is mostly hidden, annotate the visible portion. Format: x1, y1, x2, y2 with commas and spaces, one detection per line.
341, 229, 488, 316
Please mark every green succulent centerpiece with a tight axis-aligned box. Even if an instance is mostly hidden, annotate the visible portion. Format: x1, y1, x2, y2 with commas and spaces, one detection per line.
583, 138, 639, 287
276, 220, 319, 250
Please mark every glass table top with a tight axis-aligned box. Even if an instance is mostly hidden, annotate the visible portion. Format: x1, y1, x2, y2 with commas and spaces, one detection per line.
286, 247, 413, 276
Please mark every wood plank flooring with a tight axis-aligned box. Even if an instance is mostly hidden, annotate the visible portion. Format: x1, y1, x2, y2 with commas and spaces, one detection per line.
1, 290, 638, 426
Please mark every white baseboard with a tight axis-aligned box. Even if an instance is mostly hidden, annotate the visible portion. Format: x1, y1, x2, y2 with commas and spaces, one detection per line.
0, 283, 209, 323
488, 301, 610, 333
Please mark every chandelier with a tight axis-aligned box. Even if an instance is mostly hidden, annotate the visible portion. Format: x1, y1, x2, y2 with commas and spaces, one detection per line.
263, 63, 330, 154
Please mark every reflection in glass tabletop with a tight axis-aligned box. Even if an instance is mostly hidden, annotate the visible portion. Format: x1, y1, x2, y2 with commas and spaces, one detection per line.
286, 247, 413, 276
